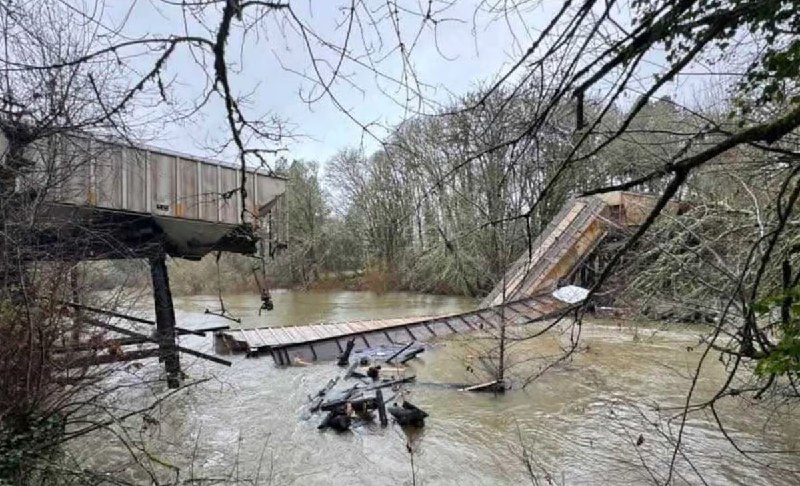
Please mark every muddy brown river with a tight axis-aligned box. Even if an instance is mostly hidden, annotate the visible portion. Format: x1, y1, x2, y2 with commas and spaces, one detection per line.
75, 290, 800, 485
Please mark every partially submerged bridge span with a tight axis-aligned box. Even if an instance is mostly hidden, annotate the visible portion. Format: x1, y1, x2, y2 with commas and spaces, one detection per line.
218, 191, 680, 365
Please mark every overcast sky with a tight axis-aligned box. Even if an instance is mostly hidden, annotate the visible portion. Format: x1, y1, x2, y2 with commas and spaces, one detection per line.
109, 1, 561, 166
97, 0, 721, 171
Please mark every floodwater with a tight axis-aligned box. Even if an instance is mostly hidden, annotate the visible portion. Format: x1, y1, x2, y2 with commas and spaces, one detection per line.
75, 290, 800, 485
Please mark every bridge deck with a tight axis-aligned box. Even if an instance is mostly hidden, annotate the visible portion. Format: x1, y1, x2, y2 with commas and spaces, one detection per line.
216, 294, 569, 364
480, 196, 608, 307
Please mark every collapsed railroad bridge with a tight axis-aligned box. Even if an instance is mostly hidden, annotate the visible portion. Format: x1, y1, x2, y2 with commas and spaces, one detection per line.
2, 122, 688, 382
219, 191, 687, 364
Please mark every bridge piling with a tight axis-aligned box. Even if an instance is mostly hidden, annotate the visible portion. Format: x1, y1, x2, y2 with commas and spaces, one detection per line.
149, 252, 181, 388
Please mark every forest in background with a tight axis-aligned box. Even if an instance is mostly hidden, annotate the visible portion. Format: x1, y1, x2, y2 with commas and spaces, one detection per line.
5, 1, 800, 484
164, 82, 766, 317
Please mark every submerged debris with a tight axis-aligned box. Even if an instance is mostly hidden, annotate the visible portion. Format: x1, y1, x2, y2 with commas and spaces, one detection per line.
552, 284, 589, 304
337, 338, 356, 366
459, 380, 508, 393
308, 341, 429, 433
318, 408, 352, 432
349, 342, 426, 365
388, 401, 428, 427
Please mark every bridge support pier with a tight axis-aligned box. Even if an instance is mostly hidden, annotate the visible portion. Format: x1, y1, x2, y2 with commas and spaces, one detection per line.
149, 252, 181, 389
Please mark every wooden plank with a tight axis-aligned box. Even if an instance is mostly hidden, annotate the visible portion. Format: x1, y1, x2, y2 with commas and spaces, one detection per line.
345, 321, 368, 333
275, 326, 297, 344
474, 313, 496, 329
331, 323, 351, 336
283, 326, 307, 344
304, 326, 323, 340
237, 329, 255, 346
323, 323, 347, 338
267, 328, 285, 346
338, 322, 360, 335
509, 302, 533, 315
328, 322, 350, 335
458, 315, 477, 330
516, 298, 545, 314
247, 329, 268, 347
277, 326, 297, 343
293, 327, 314, 342
314, 324, 332, 339
306, 326, 326, 341
309, 324, 333, 339
459, 380, 501, 392
60, 348, 161, 368
463, 314, 484, 329
231, 331, 249, 346
357, 320, 381, 332
83, 316, 231, 366
441, 318, 458, 333
252, 328, 271, 347
424, 322, 437, 336
494, 305, 524, 320
265, 327, 283, 346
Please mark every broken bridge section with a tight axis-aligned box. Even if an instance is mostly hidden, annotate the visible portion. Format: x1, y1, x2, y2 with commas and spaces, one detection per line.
218, 294, 569, 364
217, 191, 682, 365
480, 195, 609, 308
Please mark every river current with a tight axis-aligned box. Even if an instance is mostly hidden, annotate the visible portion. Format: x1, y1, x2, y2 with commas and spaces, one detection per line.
73, 290, 800, 485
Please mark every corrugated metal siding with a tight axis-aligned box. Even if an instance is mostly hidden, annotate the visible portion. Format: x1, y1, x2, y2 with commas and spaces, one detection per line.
199, 163, 219, 222
17, 134, 286, 226
256, 175, 284, 209
60, 137, 91, 205
124, 147, 148, 212
219, 166, 238, 223
177, 158, 198, 219
150, 152, 175, 216
94, 142, 124, 209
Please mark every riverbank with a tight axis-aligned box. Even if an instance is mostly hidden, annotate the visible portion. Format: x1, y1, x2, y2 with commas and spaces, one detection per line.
80, 257, 474, 297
